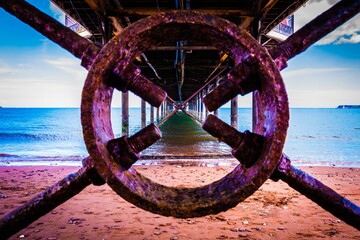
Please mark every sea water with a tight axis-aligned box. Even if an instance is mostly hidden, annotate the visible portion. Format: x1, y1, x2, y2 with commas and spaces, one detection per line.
0, 108, 359, 167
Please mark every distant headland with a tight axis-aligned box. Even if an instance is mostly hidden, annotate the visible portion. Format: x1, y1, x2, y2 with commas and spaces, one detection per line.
337, 105, 360, 109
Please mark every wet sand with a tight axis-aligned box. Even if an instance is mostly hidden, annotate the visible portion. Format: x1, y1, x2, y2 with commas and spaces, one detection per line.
0, 165, 359, 239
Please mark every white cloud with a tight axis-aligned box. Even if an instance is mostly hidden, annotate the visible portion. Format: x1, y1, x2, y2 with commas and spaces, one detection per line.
282, 67, 350, 78
44, 58, 86, 80
0, 66, 14, 75
294, 0, 360, 45
0, 60, 34, 75
49, 2, 66, 24
0, 73, 84, 107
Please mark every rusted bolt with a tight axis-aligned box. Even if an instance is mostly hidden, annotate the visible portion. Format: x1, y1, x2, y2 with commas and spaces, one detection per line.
107, 123, 162, 169
202, 114, 264, 167
203, 56, 261, 112
108, 62, 167, 108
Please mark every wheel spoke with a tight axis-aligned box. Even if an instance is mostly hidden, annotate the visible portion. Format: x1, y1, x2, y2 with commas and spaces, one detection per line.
108, 62, 167, 108
271, 154, 360, 231
202, 114, 264, 167
107, 123, 162, 169
203, 56, 261, 112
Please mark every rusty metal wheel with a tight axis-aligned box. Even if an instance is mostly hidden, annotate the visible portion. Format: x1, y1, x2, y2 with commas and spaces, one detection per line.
81, 11, 289, 218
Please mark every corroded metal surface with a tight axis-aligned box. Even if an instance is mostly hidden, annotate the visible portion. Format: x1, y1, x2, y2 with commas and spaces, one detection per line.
0, 157, 103, 239
108, 124, 162, 169
81, 10, 289, 218
112, 63, 167, 108
202, 115, 264, 167
271, 154, 360, 230
203, 56, 261, 112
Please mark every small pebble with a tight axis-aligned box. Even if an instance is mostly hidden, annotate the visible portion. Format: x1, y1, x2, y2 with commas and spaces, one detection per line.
68, 217, 85, 225
0, 194, 8, 199
277, 227, 285, 231
215, 215, 227, 221
243, 220, 249, 225
238, 233, 249, 237
230, 227, 246, 232
187, 220, 195, 224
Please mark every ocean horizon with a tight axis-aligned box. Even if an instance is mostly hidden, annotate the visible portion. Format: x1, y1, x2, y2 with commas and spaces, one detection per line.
0, 107, 359, 167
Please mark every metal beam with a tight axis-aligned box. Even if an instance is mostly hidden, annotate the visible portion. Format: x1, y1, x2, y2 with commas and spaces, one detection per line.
107, 9, 255, 17
148, 46, 218, 51
122, 92, 129, 135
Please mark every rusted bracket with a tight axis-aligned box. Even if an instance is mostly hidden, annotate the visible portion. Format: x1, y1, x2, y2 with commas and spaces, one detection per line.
270, 154, 360, 231
81, 10, 288, 219
0, 157, 104, 239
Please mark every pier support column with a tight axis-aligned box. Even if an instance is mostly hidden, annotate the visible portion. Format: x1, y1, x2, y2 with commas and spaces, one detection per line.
141, 99, 146, 128
167, 101, 170, 114
252, 95, 257, 132
231, 96, 238, 129
197, 95, 201, 119
200, 91, 204, 121
161, 102, 164, 118
150, 106, 154, 123
122, 92, 129, 135
205, 89, 209, 119
156, 107, 160, 122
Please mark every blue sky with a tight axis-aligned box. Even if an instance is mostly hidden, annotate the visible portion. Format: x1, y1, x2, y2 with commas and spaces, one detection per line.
0, 0, 359, 108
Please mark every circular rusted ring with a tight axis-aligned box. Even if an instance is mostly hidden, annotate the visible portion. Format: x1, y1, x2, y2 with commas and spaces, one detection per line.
81, 11, 289, 218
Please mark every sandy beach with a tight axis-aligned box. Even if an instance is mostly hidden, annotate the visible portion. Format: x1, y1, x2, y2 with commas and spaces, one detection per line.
0, 165, 359, 239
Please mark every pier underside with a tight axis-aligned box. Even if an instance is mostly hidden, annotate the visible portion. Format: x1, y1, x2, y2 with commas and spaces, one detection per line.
51, 0, 307, 102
